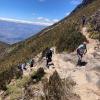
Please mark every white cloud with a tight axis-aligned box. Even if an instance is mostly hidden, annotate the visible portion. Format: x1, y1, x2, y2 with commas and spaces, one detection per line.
32, 13, 36, 16
0, 17, 50, 26
52, 19, 59, 23
37, 17, 50, 22
0, 17, 59, 26
38, 0, 45, 2
33, 17, 59, 25
65, 12, 70, 16
37, 17, 43, 20
70, 0, 81, 5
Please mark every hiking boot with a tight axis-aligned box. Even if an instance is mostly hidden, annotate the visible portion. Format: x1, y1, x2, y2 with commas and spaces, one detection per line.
46, 64, 49, 68
77, 60, 82, 66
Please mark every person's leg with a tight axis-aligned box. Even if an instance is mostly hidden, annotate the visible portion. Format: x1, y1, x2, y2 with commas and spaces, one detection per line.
31, 63, 33, 67
77, 54, 82, 65
77, 50, 80, 65
50, 57, 54, 66
82, 20, 85, 26
46, 58, 49, 68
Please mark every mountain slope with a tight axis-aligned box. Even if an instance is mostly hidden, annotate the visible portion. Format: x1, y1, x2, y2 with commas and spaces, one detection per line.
0, 41, 9, 51
87, 9, 100, 40
0, 0, 100, 89
0, 41, 9, 61
2, 27, 100, 99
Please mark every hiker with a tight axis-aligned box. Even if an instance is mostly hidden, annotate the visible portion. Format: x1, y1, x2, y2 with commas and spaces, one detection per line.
18, 63, 26, 72
82, 16, 86, 26
19, 63, 26, 71
30, 59, 34, 68
77, 42, 87, 65
45, 48, 54, 68
17, 64, 23, 78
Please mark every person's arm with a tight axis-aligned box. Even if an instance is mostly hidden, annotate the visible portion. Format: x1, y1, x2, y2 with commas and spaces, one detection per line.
85, 49, 87, 54
46, 52, 48, 58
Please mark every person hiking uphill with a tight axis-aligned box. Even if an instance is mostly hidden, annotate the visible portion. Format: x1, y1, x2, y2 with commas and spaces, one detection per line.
82, 16, 86, 26
29, 59, 34, 68
45, 48, 54, 68
77, 42, 87, 66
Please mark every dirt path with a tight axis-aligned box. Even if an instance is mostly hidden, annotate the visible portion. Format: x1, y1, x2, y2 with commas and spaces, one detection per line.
71, 27, 100, 100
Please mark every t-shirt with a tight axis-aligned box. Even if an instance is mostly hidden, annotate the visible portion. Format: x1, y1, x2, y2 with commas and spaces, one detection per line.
21, 63, 26, 70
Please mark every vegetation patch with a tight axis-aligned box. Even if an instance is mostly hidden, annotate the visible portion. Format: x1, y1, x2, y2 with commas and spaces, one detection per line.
43, 71, 80, 100
31, 67, 45, 83
87, 10, 100, 41
5, 76, 31, 100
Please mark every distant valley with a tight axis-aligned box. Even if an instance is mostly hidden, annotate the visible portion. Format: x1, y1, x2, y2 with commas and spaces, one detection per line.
0, 19, 47, 44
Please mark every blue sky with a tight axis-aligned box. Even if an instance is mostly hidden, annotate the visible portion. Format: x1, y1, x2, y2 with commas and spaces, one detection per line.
0, 0, 82, 25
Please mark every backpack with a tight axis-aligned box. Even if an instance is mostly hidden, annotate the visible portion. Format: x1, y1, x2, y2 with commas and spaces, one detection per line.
46, 49, 52, 58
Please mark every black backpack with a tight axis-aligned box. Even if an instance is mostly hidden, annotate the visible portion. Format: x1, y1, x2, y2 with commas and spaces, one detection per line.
46, 49, 52, 58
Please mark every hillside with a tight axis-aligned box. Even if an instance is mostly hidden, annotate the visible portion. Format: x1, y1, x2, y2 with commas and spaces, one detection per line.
0, 0, 100, 89
0, 41, 10, 61
0, 42, 10, 60
1, 27, 100, 100
87, 9, 100, 40
0, 41, 9, 52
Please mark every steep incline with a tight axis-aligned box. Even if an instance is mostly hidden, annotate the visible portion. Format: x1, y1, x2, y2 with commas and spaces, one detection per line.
2, 26, 100, 99
0, 41, 9, 51
0, 41, 9, 59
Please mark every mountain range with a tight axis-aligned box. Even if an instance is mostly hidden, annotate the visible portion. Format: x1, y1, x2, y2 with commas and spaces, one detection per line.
0, 19, 46, 44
